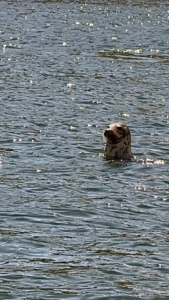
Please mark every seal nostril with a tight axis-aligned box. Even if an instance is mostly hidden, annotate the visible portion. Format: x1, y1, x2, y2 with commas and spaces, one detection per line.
104, 129, 110, 137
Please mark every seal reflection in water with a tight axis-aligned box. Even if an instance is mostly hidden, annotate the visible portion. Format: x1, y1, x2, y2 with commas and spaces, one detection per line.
104, 123, 133, 160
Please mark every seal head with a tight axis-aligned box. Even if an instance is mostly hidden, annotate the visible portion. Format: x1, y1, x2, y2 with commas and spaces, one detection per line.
104, 123, 133, 160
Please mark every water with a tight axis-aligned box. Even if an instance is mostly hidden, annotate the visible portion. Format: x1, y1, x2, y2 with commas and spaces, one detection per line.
0, 1, 169, 299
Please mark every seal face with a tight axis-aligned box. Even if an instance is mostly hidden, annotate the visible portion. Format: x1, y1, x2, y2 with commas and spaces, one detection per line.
104, 123, 133, 160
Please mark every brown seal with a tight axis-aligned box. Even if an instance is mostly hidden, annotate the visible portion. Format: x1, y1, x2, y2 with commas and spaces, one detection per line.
104, 123, 133, 160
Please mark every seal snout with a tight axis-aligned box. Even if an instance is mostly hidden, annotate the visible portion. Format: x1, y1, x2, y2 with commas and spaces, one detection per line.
104, 128, 117, 143
104, 128, 110, 137
104, 124, 123, 143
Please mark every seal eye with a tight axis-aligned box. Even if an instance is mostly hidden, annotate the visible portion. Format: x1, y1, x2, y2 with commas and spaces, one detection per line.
117, 126, 123, 132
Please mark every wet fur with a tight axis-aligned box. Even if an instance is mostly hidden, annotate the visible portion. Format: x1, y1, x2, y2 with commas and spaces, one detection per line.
104, 123, 133, 160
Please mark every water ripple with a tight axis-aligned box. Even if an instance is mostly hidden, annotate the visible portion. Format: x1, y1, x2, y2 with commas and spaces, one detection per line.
0, 1, 169, 299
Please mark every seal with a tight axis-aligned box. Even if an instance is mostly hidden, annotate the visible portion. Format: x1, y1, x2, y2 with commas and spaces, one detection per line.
104, 123, 133, 160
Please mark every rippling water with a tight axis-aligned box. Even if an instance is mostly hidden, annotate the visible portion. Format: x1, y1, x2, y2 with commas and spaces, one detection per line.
0, 1, 169, 299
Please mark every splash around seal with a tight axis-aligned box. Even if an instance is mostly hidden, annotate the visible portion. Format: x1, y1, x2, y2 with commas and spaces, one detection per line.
104, 123, 133, 160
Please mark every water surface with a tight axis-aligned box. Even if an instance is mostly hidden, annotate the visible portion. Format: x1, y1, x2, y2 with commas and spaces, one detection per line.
0, 1, 169, 299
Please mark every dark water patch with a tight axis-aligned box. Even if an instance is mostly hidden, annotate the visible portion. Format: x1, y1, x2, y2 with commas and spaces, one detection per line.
99, 49, 169, 63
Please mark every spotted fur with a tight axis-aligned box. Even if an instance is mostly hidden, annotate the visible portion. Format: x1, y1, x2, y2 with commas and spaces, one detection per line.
104, 123, 133, 160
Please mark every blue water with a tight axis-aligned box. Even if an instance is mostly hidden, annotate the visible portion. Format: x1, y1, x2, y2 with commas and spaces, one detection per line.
0, 1, 169, 299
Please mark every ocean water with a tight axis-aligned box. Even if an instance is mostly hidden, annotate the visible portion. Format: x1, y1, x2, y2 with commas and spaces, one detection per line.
0, 1, 169, 299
